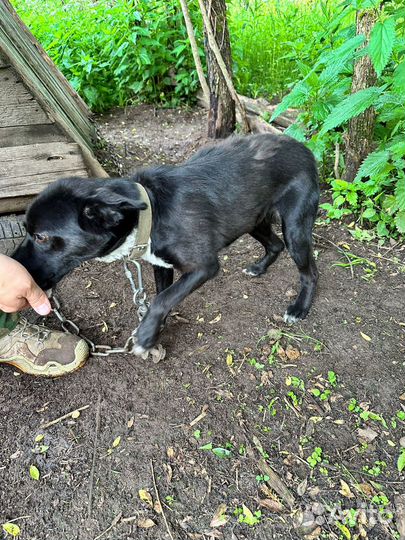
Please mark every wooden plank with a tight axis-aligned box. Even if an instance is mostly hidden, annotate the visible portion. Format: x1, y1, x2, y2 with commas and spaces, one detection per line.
0, 168, 88, 198
0, 171, 89, 214
0, 123, 68, 148
0, 143, 87, 196
0, 52, 10, 68
0, 2, 95, 151
0, 66, 35, 103
0, 101, 51, 128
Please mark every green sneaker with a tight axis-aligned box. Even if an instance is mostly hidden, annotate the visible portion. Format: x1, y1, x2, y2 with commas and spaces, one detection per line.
0, 318, 89, 377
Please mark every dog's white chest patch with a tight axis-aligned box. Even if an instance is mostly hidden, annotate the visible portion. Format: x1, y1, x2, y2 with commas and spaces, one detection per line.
142, 240, 173, 268
96, 229, 172, 268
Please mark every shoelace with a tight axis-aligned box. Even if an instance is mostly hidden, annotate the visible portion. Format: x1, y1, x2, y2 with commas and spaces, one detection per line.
13, 318, 52, 344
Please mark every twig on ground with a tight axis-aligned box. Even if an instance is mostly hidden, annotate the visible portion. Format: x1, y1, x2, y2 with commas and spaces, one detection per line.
189, 404, 208, 427
313, 233, 355, 278
40, 405, 90, 429
88, 394, 101, 519
150, 460, 174, 540
93, 512, 122, 540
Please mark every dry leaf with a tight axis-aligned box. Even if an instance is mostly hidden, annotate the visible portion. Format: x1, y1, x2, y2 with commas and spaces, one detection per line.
226, 353, 233, 367
355, 483, 375, 497
154, 501, 162, 514
71, 410, 80, 419
127, 417, 134, 429
258, 498, 284, 513
360, 332, 372, 342
138, 489, 153, 507
357, 427, 378, 443
167, 447, 175, 459
297, 478, 308, 496
286, 346, 300, 361
164, 463, 173, 483
112, 436, 121, 448
137, 518, 155, 529
210, 503, 229, 528
304, 526, 322, 539
209, 313, 222, 324
339, 479, 355, 499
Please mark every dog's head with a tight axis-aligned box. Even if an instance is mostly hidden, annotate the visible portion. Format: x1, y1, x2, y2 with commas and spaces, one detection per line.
13, 177, 147, 290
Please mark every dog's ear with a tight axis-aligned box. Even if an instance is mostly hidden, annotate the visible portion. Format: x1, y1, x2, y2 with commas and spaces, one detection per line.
81, 184, 147, 230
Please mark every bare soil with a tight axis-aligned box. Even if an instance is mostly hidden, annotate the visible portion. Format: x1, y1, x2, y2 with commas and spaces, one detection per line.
1, 105, 405, 540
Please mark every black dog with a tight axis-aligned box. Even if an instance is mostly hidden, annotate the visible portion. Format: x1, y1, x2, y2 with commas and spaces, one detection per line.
13, 134, 319, 353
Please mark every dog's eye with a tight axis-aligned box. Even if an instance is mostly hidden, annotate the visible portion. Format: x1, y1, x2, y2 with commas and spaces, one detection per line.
33, 233, 49, 244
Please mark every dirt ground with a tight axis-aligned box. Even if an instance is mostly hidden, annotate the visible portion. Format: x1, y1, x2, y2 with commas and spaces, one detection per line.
1, 105, 405, 540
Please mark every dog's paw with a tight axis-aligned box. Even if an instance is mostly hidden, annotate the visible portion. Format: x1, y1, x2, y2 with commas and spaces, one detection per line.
133, 343, 149, 356
243, 264, 264, 277
284, 303, 308, 324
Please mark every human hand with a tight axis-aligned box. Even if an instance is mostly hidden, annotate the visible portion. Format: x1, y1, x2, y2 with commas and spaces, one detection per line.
0, 254, 51, 315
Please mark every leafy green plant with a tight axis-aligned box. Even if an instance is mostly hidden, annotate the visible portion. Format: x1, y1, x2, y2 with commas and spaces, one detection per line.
307, 446, 323, 468
271, 0, 405, 239
14, 0, 203, 111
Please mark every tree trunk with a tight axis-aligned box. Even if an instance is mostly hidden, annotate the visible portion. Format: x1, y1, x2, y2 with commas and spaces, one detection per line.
202, 0, 235, 138
344, 9, 378, 182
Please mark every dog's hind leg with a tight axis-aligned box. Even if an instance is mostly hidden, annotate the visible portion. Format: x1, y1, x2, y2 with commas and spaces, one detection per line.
281, 208, 318, 323
244, 218, 284, 277
153, 266, 174, 294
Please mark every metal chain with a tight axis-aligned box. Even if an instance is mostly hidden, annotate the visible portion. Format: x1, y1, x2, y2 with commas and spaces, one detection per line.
51, 258, 149, 357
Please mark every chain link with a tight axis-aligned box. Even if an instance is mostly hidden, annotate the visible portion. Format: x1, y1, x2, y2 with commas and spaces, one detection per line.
51, 258, 149, 357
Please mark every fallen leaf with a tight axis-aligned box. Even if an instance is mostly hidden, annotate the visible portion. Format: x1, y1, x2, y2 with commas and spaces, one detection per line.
209, 314, 222, 324
226, 353, 233, 367
154, 501, 162, 514
35, 434, 44, 443
2, 523, 21, 537
127, 417, 134, 429
297, 478, 308, 496
138, 489, 153, 507
304, 526, 322, 539
357, 427, 379, 443
137, 518, 155, 529
339, 479, 355, 499
101, 320, 108, 333
355, 483, 375, 497
210, 503, 229, 528
258, 498, 284, 513
167, 447, 175, 459
286, 346, 300, 361
360, 332, 371, 342
71, 410, 80, 419
29, 465, 40, 481
109, 302, 117, 309
112, 436, 121, 448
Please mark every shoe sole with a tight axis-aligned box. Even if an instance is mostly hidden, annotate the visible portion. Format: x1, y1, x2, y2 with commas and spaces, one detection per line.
3, 341, 89, 377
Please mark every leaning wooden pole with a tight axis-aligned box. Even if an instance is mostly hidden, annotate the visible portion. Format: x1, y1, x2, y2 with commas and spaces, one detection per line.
198, 0, 250, 134
179, 0, 210, 104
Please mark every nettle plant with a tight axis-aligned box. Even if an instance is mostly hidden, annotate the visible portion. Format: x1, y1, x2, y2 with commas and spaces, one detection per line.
271, 0, 405, 239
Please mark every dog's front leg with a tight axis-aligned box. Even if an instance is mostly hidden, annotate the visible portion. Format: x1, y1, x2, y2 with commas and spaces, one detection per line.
135, 261, 219, 353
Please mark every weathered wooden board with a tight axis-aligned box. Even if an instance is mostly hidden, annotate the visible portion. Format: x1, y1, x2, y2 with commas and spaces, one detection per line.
0, 102, 52, 128
0, 123, 68, 148
0, 0, 95, 152
0, 142, 87, 194
0, 52, 10, 68
0, 66, 34, 102
0, 66, 52, 127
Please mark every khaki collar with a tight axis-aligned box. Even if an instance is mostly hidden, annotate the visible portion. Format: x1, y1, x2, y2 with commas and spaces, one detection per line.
129, 183, 152, 259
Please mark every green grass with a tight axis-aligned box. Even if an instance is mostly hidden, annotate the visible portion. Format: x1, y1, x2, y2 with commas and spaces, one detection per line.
12, 0, 342, 111
228, 0, 341, 100
12, 0, 202, 111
